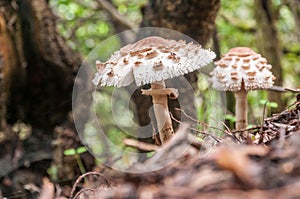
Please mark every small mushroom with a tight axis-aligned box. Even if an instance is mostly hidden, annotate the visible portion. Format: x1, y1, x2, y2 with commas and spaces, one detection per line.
93, 36, 215, 144
210, 47, 275, 130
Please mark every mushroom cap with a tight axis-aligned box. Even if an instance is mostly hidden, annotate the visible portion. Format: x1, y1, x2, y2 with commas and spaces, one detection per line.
92, 36, 216, 87
210, 47, 276, 92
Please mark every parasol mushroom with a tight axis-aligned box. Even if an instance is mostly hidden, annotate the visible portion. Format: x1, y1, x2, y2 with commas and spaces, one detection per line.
210, 47, 275, 130
93, 36, 215, 143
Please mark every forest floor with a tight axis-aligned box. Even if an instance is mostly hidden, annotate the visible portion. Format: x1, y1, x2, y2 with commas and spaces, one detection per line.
1, 94, 300, 199
65, 94, 300, 199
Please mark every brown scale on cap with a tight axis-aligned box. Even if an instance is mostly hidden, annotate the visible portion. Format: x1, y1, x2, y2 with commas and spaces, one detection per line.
134, 61, 142, 67
129, 36, 170, 52
217, 62, 228, 68
265, 75, 271, 80
153, 61, 164, 71
260, 58, 267, 64
232, 64, 238, 68
129, 51, 141, 57
242, 64, 250, 70
231, 76, 238, 81
123, 58, 128, 64
231, 72, 238, 81
107, 70, 114, 77
247, 71, 256, 76
160, 49, 171, 53
96, 61, 105, 71
138, 53, 144, 59
227, 47, 254, 57
252, 54, 261, 60
167, 52, 176, 60
137, 47, 152, 53
243, 58, 251, 63
145, 51, 159, 59
224, 56, 233, 61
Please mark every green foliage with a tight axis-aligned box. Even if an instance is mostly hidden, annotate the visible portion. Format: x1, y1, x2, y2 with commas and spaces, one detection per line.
47, 166, 58, 181
259, 99, 279, 109
50, 0, 146, 55
224, 114, 236, 123
63, 146, 88, 156
216, 0, 257, 53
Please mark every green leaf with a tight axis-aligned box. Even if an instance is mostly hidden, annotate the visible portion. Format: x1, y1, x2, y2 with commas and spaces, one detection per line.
64, 148, 76, 156
259, 99, 278, 108
259, 99, 268, 105
224, 114, 236, 122
76, 146, 88, 154
268, 102, 279, 108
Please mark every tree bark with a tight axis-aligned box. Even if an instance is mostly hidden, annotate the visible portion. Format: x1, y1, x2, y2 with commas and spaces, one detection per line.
0, 0, 93, 183
254, 0, 284, 113
133, 0, 220, 144
0, 0, 81, 130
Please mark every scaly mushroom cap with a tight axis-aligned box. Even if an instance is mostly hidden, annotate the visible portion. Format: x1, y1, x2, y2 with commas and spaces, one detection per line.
210, 47, 276, 92
92, 36, 216, 87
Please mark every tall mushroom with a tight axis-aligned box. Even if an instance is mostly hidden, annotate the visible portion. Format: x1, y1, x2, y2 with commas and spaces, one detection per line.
93, 36, 215, 144
210, 47, 275, 130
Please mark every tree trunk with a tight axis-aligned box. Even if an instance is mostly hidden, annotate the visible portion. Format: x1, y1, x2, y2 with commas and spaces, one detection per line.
0, 0, 82, 130
0, 0, 92, 185
133, 0, 220, 144
254, 0, 284, 113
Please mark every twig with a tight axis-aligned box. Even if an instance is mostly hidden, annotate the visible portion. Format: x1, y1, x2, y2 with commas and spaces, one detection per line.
70, 172, 111, 199
260, 100, 269, 133
123, 138, 160, 151
175, 107, 234, 141
231, 126, 261, 134
95, 0, 138, 31
170, 113, 221, 142
174, 108, 229, 134
285, 87, 300, 93
209, 116, 234, 137
73, 188, 98, 199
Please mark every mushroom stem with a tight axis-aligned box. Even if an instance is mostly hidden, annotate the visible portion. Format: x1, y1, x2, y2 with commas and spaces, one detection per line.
142, 81, 174, 143
234, 90, 248, 130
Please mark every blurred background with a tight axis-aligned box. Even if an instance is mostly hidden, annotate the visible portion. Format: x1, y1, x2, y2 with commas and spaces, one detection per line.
0, 0, 299, 198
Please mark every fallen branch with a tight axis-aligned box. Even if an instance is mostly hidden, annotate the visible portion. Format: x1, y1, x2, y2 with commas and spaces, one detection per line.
70, 172, 111, 199
123, 138, 160, 152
